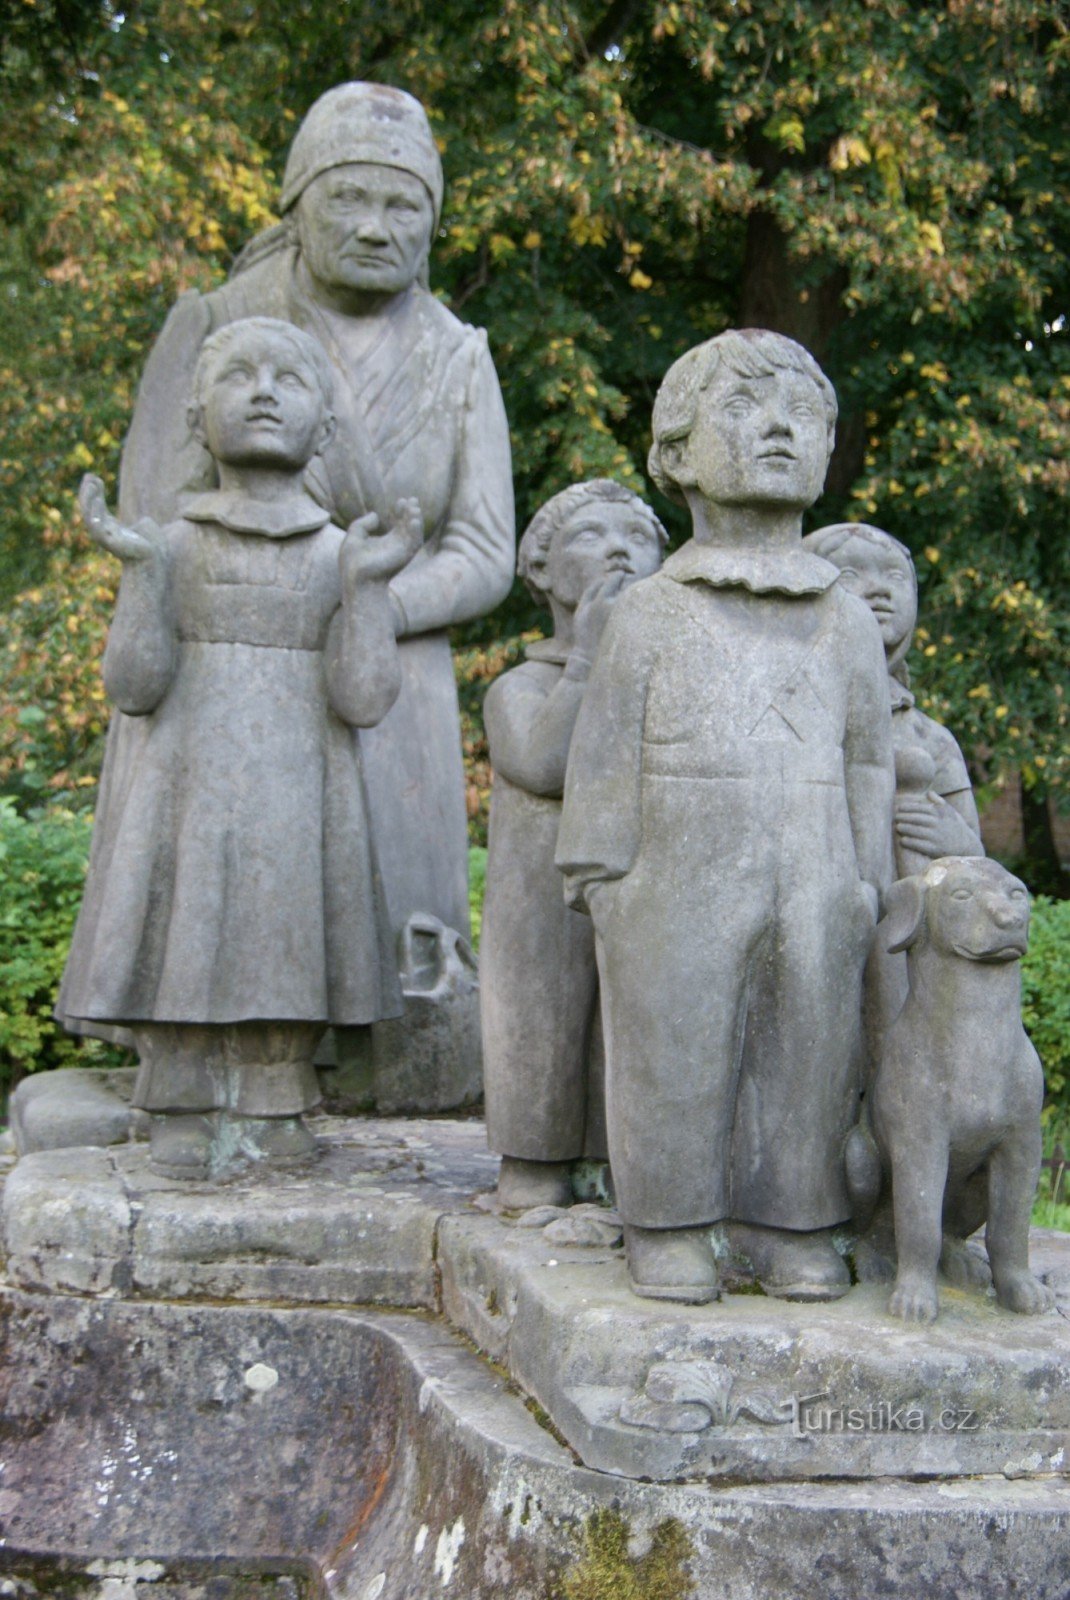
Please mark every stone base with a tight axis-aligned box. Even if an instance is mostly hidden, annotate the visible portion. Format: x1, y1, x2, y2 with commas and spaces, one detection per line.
441, 1209, 1070, 1482
1, 1114, 497, 1305
5, 1286, 1070, 1600
3, 1116, 1070, 1598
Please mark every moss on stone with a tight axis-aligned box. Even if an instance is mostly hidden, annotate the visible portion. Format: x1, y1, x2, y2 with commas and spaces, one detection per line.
561, 1509, 694, 1600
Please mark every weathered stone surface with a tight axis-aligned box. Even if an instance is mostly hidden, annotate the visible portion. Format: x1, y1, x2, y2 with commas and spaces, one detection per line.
1, 1117, 496, 1308
481, 482, 666, 1202
440, 1208, 1070, 1483
9, 1068, 140, 1156
1, 1146, 134, 1297
556, 330, 895, 1303
3, 1282, 1070, 1600
111, 82, 516, 1115
369, 914, 483, 1114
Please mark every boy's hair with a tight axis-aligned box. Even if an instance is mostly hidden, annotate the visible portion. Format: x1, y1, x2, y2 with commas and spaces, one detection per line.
648, 328, 837, 505
518, 479, 668, 606
802, 521, 916, 590
192, 316, 335, 411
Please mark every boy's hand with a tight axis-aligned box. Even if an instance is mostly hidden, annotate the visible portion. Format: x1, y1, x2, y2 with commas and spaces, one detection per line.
79, 474, 160, 563
572, 571, 629, 662
341, 498, 423, 592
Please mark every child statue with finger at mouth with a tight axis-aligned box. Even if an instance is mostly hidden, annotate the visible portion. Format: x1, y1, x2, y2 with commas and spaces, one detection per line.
480, 481, 667, 1210
58, 315, 421, 1180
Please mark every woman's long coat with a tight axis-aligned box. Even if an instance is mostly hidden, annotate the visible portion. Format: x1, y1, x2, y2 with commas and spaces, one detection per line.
118, 241, 515, 941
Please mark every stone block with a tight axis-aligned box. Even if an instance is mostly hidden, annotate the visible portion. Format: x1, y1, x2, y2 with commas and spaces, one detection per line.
9, 1068, 139, 1156
1, 1116, 498, 1309
440, 1208, 1070, 1483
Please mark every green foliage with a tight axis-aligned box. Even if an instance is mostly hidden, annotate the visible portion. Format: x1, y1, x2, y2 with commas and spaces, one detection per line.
1024, 895, 1070, 1116
0, 0, 1066, 880
468, 846, 487, 949
561, 1510, 694, 1600
0, 799, 126, 1093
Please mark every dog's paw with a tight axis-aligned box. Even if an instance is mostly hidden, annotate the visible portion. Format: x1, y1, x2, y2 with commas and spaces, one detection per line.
994, 1270, 1056, 1316
889, 1274, 939, 1324
940, 1237, 992, 1291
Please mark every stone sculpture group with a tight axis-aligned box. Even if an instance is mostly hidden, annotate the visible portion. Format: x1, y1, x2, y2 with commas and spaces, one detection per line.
58, 80, 1052, 1331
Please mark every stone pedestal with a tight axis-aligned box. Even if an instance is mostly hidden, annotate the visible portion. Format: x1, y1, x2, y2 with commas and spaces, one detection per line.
2, 1113, 1069, 1599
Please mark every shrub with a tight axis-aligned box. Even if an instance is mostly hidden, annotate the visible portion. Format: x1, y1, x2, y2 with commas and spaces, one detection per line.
0, 799, 126, 1099
468, 846, 488, 950
1023, 895, 1070, 1125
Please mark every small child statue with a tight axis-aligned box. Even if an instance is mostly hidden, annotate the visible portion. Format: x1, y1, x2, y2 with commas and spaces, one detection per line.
480, 481, 666, 1210
802, 522, 983, 878
58, 315, 421, 1179
557, 330, 895, 1305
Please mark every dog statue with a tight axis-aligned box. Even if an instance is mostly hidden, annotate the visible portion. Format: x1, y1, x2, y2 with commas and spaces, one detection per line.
846, 856, 1055, 1324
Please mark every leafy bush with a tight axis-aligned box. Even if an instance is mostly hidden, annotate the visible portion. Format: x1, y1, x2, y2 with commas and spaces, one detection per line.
1023, 895, 1070, 1123
0, 799, 126, 1098
468, 846, 488, 950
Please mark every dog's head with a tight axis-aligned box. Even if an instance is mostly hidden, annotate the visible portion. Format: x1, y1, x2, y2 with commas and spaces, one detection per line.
881, 857, 1030, 963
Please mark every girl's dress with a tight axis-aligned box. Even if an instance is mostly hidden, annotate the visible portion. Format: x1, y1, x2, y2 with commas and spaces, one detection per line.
59, 489, 402, 1036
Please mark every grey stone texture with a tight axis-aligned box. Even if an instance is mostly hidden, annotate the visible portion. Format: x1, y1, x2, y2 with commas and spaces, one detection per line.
9, 1067, 141, 1155
0, 1116, 497, 1307
3, 1116, 1070, 1596
802, 521, 983, 879
58, 318, 427, 1176
367, 913, 483, 1113
556, 332, 895, 1299
481, 482, 666, 1181
7, 1285, 1069, 1600
112, 85, 515, 1115
439, 1208, 1070, 1484
852, 856, 1051, 1324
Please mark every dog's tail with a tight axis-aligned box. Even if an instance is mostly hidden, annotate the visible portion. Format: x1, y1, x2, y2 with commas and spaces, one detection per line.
844, 1108, 882, 1233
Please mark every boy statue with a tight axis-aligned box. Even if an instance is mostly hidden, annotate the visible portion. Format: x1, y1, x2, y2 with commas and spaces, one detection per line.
480, 481, 666, 1209
556, 330, 895, 1304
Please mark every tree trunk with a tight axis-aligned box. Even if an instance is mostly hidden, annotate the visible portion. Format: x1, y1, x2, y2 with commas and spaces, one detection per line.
739, 207, 863, 502
1020, 777, 1070, 897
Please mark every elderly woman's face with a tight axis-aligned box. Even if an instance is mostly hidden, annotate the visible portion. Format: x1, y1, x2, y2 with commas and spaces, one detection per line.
296, 162, 435, 299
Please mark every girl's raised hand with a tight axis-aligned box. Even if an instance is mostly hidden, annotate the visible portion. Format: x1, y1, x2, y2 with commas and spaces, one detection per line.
79, 474, 160, 563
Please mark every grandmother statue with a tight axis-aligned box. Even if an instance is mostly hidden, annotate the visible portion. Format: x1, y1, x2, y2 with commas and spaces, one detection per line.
113, 83, 515, 1105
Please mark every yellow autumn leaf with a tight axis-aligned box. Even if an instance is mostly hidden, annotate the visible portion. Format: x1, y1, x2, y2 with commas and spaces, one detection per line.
629, 268, 653, 289
918, 221, 945, 255
829, 136, 871, 172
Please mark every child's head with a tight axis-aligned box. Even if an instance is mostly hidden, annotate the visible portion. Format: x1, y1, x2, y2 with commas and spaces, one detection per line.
189, 317, 336, 471
518, 479, 667, 612
648, 329, 837, 512
803, 521, 918, 675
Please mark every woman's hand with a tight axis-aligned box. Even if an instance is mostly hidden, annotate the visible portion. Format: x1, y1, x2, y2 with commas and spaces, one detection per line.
341, 498, 423, 594
895, 792, 983, 860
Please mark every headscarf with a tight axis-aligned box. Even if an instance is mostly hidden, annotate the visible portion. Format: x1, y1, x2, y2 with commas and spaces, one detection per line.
280, 82, 443, 226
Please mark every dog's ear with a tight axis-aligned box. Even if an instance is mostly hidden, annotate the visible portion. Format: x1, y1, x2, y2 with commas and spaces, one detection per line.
881, 875, 928, 954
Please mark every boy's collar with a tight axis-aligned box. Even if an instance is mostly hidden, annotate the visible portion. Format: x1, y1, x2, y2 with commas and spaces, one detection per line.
662, 540, 840, 597
184, 487, 332, 539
